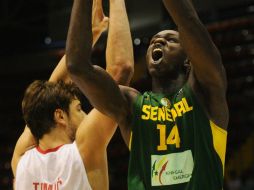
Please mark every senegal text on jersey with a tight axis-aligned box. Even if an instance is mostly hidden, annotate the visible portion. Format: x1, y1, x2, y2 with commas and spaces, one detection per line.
141, 97, 193, 122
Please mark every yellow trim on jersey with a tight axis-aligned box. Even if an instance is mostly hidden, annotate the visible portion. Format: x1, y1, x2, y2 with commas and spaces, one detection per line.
210, 120, 227, 173
129, 131, 133, 150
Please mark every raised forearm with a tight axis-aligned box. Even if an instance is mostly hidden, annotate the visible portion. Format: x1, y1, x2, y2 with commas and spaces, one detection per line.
92, 0, 109, 46
66, 0, 128, 126
50, 0, 108, 83
49, 55, 72, 83
162, 0, 215, 58
162, 0, 224, 87
49, 27, 107, 83
66, 0, 93, 74
106, 0, 134, 85
163, 0, 199, 24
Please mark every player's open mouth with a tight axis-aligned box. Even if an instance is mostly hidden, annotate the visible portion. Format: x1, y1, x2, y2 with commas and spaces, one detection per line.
152, 48, 163, 64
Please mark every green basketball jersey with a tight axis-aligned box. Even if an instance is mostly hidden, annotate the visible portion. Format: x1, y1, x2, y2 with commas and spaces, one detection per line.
128, 84, 227, 190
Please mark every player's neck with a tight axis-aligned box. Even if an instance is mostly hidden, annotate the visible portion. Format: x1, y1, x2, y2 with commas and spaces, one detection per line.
38, 127, 72, 150
152, 74, 186, 94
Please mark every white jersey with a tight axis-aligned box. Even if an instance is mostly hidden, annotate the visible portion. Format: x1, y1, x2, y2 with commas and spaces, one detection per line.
15, 142, 92, 190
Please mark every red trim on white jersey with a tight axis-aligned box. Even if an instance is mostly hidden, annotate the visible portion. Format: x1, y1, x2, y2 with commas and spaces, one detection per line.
36, 145, 64, 154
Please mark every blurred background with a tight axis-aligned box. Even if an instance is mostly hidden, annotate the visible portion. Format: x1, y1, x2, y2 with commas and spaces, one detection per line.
0, 0, 254, 189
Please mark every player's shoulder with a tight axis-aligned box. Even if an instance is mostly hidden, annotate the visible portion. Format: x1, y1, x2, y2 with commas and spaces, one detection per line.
15, 147, 36, 172
119, 85, 140, 101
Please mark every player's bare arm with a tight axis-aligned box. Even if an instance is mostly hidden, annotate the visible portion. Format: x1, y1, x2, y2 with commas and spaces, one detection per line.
11, 0, 108, 178
49, 0, 109, 83
76, 0, 135, 152
162, 0, 229, 129
71, 1, 134, 189
106, 0, 134, 85
66, 0, 135, 140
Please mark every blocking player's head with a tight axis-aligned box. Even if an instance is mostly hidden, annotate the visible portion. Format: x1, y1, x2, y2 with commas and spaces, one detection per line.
22, 80, 83, 140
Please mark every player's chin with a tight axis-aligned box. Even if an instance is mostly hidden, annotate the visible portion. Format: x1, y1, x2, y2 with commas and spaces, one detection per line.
148, 67, 162, 77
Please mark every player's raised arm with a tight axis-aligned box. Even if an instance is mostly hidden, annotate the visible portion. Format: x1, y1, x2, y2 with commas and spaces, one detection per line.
106, 0, 134, 86
49, 0, 109, 83
11, 0, 109, 178
162, 0, 228, 129
66, 0, 132, 128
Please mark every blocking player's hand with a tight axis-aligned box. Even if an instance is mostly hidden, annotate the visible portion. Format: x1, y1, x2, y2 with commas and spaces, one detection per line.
92, 0, 109, 44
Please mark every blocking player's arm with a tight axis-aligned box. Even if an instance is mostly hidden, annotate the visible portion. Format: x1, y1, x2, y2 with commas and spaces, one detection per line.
85, 0, 134, 145
71, 2, 134, 188
66, 0, 134, 140
11, 0, 109, 178
49, 55, 71, 83
11, 127, 36, 177
162, 0, 228, 129
106, 0, 134, 86
49, 0, 109, 83
76, 0, 134, 150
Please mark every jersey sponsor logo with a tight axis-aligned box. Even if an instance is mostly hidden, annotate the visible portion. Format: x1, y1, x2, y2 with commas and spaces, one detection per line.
141, 98, 193, 122
32, 178, 63, 190
151, 150, 194, 186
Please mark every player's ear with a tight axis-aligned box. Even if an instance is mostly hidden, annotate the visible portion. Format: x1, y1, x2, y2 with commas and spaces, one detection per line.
54, 108, 67, 126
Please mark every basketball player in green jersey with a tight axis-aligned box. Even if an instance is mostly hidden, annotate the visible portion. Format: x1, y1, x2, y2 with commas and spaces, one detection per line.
66, 0, 229, 189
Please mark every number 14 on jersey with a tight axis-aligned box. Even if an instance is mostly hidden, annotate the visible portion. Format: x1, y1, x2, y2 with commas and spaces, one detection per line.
157, 124, 180, 151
